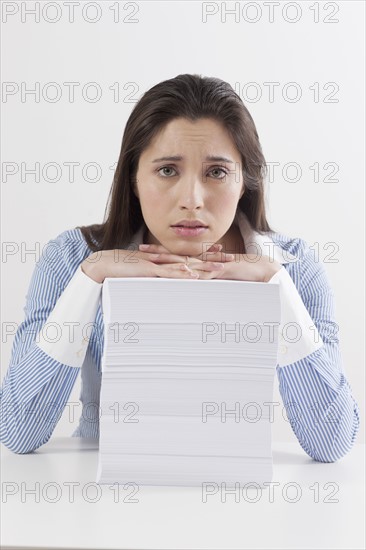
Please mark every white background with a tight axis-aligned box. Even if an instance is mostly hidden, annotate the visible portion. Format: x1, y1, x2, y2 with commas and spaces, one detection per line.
1, 1, 365, 444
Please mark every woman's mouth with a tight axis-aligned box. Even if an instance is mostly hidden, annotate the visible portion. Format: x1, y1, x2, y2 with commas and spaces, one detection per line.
171, 226, 208, 237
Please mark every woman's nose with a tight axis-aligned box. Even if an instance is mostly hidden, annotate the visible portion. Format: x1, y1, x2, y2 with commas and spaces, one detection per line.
176, 178, 205, 209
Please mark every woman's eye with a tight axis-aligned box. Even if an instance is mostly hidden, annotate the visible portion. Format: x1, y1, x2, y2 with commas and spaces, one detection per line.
158, 166, 177, 177
209, 167, 228, 179
157, 166, 228, 179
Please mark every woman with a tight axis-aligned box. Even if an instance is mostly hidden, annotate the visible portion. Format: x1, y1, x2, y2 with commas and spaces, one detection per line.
0, 74, 360, 460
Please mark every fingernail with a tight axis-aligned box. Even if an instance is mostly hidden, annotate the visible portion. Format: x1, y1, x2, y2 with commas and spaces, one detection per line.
213, 263, 224, 268
139, 244, 149, 249
226, 254, 235, 259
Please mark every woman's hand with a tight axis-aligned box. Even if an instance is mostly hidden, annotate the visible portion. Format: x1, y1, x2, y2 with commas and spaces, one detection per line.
81, 243, 234, 283
139, 242, 234, 263
82, 243, 280, 283
138, 242, 236, 280
141, 244, 282, 282
213, 253, 282, 282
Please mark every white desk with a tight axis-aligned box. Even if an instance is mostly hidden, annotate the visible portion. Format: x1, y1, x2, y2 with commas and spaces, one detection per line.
1, 438, 365, 550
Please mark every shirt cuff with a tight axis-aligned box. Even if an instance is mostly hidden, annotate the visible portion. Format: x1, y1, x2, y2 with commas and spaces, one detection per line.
267, 266, 324, 367
36, 264, 103, 368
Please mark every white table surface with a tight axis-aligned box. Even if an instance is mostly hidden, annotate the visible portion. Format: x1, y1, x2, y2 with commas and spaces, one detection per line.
1, 438, 365, 550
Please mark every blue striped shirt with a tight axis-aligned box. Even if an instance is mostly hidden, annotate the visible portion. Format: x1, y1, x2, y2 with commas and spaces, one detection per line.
0, 226, 360, 461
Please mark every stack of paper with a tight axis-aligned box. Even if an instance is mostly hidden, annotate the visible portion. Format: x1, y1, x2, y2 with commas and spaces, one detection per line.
96, 277, 281, 487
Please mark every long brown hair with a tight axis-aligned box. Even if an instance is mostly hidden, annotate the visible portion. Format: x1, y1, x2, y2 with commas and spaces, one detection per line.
77, 73, 274, 252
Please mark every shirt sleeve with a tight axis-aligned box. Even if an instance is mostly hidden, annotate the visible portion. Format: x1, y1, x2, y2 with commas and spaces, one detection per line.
37, 264, 102, 368
0, 235, 102, 454
267, 266, 324, 367
269, 241, 360, 462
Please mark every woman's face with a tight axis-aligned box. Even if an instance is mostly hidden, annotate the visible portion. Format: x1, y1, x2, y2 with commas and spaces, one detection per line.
134, 117, 244, 256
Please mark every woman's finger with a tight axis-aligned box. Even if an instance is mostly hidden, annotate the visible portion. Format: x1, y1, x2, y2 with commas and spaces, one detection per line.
139, 243, 234, 265
154, 263, 199, 279
182, 261, 225, 272
153, 261, 226, 280
148, 252, 234, 264
148, 252, 188, 264
196, 251, 235, 262
148, 252, 235, 264
139, 242, 223, 254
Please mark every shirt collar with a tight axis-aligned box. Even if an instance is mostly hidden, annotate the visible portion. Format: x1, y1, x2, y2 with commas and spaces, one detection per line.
233, 208, 297, 265
131, 209, 297, 265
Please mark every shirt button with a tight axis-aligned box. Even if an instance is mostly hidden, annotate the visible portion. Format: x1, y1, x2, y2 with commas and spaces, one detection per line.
280, 344, 287, 354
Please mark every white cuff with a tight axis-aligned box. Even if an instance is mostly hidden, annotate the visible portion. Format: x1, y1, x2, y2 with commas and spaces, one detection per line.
268, 267, 324, 367
36, 264, 102, 368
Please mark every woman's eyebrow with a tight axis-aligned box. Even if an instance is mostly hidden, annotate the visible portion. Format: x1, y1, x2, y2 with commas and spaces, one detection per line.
151, 155, 235, 164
